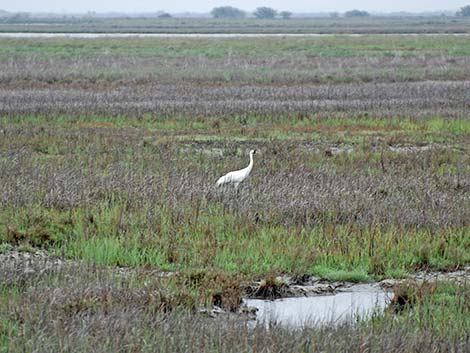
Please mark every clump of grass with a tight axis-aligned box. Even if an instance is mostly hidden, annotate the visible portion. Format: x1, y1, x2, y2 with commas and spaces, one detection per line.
248, 275, 289, 300
382, 281, 470, 339
389, 280, 437, 313
182, 270, 244, 311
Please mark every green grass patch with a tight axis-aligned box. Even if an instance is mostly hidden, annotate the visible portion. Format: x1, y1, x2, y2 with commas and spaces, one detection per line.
2, 35, 470, 60
377, 281, 470, 338
2, 203, 468, 281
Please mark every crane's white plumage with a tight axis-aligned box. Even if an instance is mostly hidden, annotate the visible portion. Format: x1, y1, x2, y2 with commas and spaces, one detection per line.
216, 149, 256, 187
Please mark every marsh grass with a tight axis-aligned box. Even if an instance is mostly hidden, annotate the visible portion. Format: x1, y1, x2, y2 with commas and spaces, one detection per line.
2, 36, 470, 86
385, 281, 470, 339
1, 16, 470, 35
0, 34, 469, 351
0, 265, 468, 352
1, 118, 468, 284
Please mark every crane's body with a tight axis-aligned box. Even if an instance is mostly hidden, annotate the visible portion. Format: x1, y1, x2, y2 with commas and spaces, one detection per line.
216, 150, 256, 187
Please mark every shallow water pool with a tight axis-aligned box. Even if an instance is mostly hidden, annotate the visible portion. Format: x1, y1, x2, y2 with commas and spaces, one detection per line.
244, 286, 392, 328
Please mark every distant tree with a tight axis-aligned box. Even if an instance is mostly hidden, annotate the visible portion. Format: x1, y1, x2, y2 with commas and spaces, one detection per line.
10, 12, 30, 21
279, 11, 292, 19
158, 12, 172, 18
457, 5, 470, 16
330, 12, 339, 18
211, 6, 246, 19
253, 7, 277, 19
0, 9, 11, 17
344, 9, 370, 17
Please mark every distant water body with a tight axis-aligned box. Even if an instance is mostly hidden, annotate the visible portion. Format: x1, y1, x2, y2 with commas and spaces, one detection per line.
0, 32, 469, 38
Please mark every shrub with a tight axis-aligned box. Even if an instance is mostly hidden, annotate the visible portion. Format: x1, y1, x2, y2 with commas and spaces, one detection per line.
344, 9, 370, 17
211, 6, 246, 19
253, 7, 277, 19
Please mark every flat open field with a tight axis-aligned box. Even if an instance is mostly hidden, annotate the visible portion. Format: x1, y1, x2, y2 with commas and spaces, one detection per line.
1, 16, 470, 34
1, 35, 469, 351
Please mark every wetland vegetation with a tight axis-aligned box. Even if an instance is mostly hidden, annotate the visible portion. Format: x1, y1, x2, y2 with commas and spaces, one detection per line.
1, 16, 470, 34
0, 34, 469, 351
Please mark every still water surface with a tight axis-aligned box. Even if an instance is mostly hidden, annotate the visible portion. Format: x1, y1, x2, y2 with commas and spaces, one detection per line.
0, 32, 468, 38
244, 288, 392, 328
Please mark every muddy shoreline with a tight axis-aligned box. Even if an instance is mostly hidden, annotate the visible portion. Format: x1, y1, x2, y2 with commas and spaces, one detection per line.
2, 249, 469, 288
244, 267, 470, 299
2, 249, 468, 299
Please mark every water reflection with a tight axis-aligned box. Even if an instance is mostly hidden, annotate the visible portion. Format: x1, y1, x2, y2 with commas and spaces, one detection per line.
0, 32, 468, 38
244, 289, 392, 328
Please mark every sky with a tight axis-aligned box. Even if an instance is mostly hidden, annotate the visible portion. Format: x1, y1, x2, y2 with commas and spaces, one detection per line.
0, 0, 466, 14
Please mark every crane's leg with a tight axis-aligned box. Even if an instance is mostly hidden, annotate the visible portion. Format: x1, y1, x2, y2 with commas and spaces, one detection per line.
234, 182, 240, 195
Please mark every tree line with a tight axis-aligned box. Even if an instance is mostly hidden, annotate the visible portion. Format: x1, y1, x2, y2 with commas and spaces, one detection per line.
2, 5, 470, 20
210, 7, 372, 19
210, 6, 373, 19
211, 5, 470, 19
211, 6, 291, 19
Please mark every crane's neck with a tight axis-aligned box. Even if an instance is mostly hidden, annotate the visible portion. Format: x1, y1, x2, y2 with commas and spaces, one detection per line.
247, 152, 254, 172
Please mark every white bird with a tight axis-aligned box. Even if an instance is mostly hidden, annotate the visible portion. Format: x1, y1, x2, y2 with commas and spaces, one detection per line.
216, 149, 256, 188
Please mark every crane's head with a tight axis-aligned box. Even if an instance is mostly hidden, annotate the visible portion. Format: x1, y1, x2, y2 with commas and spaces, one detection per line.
250, 149, 257, 155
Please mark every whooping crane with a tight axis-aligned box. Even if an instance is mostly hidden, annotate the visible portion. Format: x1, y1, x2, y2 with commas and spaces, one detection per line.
216, 149, 256, 188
